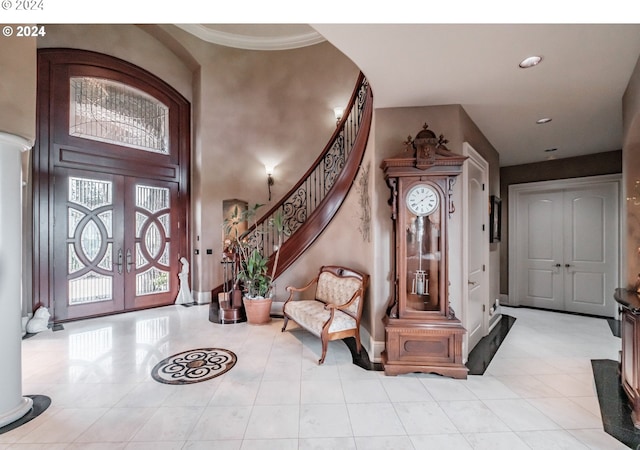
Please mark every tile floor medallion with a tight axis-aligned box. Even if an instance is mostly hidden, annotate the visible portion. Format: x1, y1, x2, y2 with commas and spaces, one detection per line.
151, 348, 237, 384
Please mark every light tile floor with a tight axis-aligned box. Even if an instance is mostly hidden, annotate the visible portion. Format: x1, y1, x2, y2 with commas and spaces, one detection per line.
1, 305, 630, 449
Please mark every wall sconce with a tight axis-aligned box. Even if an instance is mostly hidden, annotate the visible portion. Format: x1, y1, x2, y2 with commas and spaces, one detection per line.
333, 106, 344, 125
265, 165, 275, 201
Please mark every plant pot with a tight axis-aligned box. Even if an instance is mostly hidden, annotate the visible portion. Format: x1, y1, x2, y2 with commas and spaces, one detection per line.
243, 297, 272, 325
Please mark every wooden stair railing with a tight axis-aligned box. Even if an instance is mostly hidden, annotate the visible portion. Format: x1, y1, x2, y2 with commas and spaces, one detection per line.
211, 72, 373, 303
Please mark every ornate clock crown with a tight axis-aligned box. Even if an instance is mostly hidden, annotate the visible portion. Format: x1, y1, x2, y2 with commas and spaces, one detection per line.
413, 123, 438, 169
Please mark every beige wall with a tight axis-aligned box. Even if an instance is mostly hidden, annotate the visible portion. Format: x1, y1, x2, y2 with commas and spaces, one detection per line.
175, 35, 360, 296
623, 54, 640, 287
38, 24, 194, 102
0, 34, 37, 141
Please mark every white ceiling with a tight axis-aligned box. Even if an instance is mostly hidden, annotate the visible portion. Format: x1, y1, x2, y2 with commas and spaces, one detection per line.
183, 24, 640, 167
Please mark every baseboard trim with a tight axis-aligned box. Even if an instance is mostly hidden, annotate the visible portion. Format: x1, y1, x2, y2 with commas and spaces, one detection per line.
359, 327, 384, 363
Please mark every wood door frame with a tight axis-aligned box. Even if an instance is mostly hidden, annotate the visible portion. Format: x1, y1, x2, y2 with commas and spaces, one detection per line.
462, 142, 490, 357
34, 48, 190, 320
508, 174, 622, 316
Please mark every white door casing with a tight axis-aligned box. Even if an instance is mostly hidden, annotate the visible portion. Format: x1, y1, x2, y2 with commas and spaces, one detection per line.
509, 175, 620, 317
462, 143, 490, 354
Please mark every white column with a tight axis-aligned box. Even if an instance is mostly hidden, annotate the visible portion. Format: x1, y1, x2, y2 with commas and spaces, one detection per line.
0, 132, 33, 428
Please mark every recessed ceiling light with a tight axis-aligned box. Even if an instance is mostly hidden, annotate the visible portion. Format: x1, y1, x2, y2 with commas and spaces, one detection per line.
544, 148, 557, 153
519, 55, 542, 68
536, 117, 552, 124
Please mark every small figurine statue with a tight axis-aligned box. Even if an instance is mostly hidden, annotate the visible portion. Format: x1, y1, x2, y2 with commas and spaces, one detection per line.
175, 257, 192, 305
26, 306, 51, 334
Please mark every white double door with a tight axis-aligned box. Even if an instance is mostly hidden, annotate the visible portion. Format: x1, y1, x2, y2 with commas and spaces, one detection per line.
511, 176, 619, 317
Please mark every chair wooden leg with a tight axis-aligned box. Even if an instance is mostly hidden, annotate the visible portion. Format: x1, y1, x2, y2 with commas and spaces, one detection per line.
281, 316, 289, 332
355, 330, 362, 355
318, 338, 328, 365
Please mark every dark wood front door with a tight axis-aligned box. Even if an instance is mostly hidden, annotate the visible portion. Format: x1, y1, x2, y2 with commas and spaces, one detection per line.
35, 49, 190, 321
53, 169, 181, 320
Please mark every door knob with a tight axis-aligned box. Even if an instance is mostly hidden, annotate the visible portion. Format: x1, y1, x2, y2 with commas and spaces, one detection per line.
555, 264, 562, 267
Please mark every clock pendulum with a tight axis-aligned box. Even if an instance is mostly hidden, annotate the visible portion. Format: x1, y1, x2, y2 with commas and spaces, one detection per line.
412, 216, 427, 296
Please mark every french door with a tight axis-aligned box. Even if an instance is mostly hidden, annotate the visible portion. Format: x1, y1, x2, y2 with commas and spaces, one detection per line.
35, 49, 190, 321
53, 169, 180, 320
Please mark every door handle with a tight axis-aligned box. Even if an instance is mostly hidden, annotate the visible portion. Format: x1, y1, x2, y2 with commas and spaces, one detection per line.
116, 248, 123, 274
126, 248, 132, 273
468, 281, 478, 286
554, 264, 562, 267
565, 264, 571, 268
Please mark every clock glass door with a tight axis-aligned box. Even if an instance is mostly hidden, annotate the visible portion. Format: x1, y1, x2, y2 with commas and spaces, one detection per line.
405, 193, 442, 314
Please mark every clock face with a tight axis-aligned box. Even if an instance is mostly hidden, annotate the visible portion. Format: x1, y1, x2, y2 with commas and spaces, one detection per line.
405, 184, 439, 216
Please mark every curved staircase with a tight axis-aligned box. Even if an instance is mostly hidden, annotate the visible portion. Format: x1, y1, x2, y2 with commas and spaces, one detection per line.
210, 72, 373, 323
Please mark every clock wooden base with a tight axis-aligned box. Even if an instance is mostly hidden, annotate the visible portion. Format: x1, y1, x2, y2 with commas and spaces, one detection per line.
381, 316, 468, 379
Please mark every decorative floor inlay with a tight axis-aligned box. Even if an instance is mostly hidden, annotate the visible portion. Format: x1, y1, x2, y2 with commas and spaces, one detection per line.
151, 348, 237, 384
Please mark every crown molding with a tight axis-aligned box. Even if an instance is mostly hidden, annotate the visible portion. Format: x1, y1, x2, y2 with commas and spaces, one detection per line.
175, 24, 325, 50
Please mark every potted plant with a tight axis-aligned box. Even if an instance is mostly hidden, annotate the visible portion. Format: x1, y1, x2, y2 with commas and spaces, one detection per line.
224, 203, 289, 324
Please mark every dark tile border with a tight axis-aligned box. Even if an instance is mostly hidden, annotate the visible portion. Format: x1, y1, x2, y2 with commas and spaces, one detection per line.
591, 359, 640, 448
466, 314, 517, 375
342, 337, 384, 371
608, 318, 622, 338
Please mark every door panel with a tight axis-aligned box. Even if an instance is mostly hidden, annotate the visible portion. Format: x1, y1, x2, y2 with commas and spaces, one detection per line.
463, 144, 489, 353
518, 192, 564, 310
125, 178, 180, 310
54, 169, 125, 320
563, 184, 618, 316
467, 161, 487, 351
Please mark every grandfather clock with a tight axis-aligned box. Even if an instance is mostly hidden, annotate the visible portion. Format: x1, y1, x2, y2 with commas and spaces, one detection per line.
381, 124, 468, 379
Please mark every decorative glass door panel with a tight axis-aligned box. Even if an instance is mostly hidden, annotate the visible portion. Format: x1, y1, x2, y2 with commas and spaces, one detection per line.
68, 177, 114, 304
125, 180, 179, 310
55, 170, 125, 320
